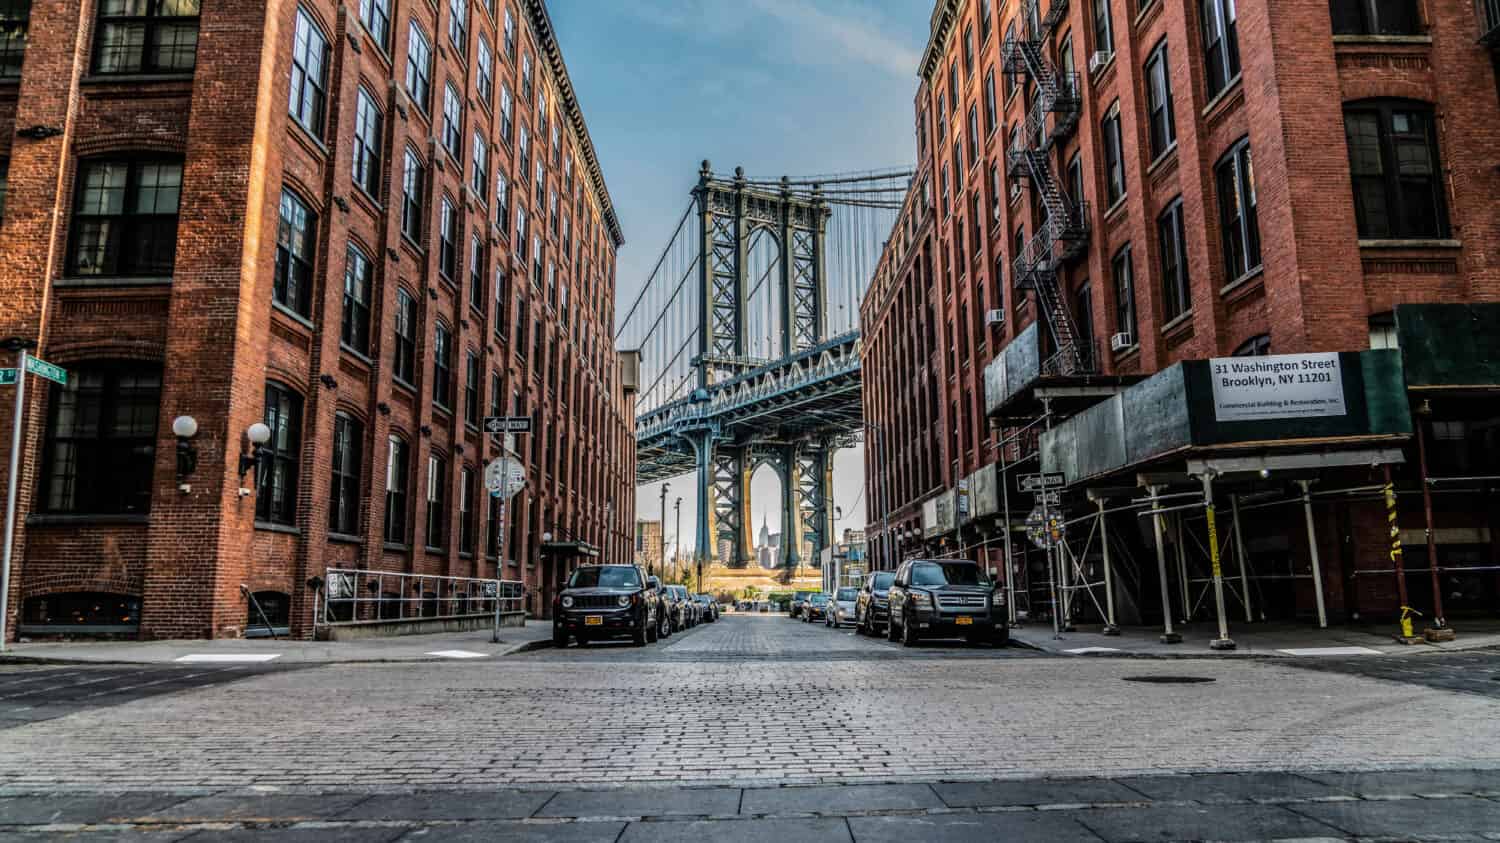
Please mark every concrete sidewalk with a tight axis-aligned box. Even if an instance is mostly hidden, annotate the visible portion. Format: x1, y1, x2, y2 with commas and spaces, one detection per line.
1010, 616, 1500, 657
0, 623, 554, 665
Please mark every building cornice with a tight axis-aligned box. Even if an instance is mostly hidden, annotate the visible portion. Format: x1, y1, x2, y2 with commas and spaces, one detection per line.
918, 0, 960, 83
524, 0, 625, 249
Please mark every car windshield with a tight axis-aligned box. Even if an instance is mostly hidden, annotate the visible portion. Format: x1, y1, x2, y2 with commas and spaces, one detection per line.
795, 591, 815, 600
871, 572, 895, 589
810, 594, 829, 605
568, 567, 640, 589
909, 562, 988, 587
836, 588, 858, 601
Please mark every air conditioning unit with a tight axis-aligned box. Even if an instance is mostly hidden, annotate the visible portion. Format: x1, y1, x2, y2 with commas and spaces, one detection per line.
1109, 331, 1134, 352
1009, 182, 1022, 202
1088, 50, 1113, 75
985, 309, 1005, 327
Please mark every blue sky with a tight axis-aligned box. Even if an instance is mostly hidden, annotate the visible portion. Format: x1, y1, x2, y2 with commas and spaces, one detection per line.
548, 0, 931, 551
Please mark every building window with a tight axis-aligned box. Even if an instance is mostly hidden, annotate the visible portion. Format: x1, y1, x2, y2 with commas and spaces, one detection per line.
516, 206, 528, 258
1330, 0, 1420, 35
0, 157, 7, 221
405, 21, 432, 111
1102, 104, 1125, 205
476, 37, 493, 102
469, 235, 485, 310
273, 189, 316, 317
21, 592, 141, 633
1201, 0, 1240, 100
288, 8, 329, 137
1093, 0, 1114, 55
459, 465, 476, 554
1158, 198, 1191, 321
496, 172, 510, 233
465, 351, 480, 426
384, 435, 410, 544
1067, 152, 1084, 208
40, 363, 161, 515
433, 322, 454, 409
1111, 245, 1136, 339
503, 5, 515, 58
1234, 334, 1272, 356
341, 245, 373, 354
963, 23, 974, 76
352, 87, 383, 197
0, 0, 30, 78
966, 106, 979, 169
499, 84, 514, 142
357, 0, 390, 49
1343, 100, 1449, 239
442, 83, 463, 160
447, 0, 467, 52
494, 267, 508, 340
68, 157, 182, 277
426, 454, 448, 549
1145, 41, 1176, 159
257, 382, 303, 526
393, 288, 416, 385
1075, 282, 1094, 362
401, 148, 424, 243
329, 413, 362, 535
518, 125, 530, 172
521, 51, 532, 99
438, 197, 458, 281
473, 137, 491, 202
982, 70, 997, 136
1215, 137, 1261, 282
515, 293, 529, 354
948, 60, 958, 111
94, 0, 199, 74
980, 0, 992, 42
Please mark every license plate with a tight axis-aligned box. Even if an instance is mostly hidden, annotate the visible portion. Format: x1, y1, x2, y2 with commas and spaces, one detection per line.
584, 615, 603, 626
955, 616, 973, 625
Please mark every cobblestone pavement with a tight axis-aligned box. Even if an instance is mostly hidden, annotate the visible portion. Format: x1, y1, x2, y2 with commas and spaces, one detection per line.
0, 614, 1497, 797
2, 770, 1499, 840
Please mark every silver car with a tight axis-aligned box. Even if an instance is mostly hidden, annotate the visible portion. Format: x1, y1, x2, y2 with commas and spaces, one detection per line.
826, 586, 860, 627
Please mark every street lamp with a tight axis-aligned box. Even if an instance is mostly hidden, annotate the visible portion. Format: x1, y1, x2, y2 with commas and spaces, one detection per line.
237, 422, 272, 490
657, 482, 670, 575
172, 415, 199, 491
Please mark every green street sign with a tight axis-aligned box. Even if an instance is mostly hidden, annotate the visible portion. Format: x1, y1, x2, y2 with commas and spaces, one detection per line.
23, 357, 66, 386
0, 369, 15, 386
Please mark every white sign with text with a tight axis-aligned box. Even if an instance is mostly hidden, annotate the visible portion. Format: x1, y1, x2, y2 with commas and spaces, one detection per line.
1210, 352, 1346, 422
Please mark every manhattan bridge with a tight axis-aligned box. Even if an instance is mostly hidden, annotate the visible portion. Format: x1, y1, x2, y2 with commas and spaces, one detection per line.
616, 161, 909, 572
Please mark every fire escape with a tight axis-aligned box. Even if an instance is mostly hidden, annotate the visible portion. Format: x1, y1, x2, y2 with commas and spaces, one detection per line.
1002, 0, 1092, 375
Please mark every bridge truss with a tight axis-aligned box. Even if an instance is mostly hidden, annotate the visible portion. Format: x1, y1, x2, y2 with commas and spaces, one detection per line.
618, 162, 908, 573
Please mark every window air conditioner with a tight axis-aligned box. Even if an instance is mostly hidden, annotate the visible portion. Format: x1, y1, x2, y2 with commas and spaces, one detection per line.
1009, 182, 1022, 201
1088, 51, 1112, 75
1109, 331, 1134, 352
985, 309, 1005, 327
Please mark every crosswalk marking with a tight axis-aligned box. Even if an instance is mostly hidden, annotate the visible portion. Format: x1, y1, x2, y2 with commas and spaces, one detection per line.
173, 654, 281, 663
425, 650, 489, 659
1276, 646, 1383, 657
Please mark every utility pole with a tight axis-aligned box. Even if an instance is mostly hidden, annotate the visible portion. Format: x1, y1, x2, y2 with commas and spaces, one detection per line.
658, 482, 669, 576
674, 496, 684, 585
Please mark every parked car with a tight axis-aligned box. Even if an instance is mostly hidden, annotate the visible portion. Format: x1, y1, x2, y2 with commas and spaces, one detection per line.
553, 564, 657, 647
886, 559, 1007, 647
802, 592, 830, 622
789, 590, 818, 618
827, 586, 859, 627
855, 571, 896, 636
693, 595, 718, 622
663, 584, 695, 630
647, 576, 673, 640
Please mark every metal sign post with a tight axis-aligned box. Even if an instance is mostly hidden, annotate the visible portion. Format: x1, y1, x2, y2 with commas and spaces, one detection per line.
0, 347, 56, 652
487, 430, 526, 643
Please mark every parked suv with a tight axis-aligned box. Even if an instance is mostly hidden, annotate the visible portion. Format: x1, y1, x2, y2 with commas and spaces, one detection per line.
647, 576, 673, 640
693, 595, 718, 622
553, 565, 656, 647
789, 590, 817, 618
886, 559, 1006, 647
855, 571, 896, 636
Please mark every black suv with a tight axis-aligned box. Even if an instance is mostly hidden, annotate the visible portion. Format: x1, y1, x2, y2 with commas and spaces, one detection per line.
855, 570, 896, 636
886, 559, 1006, 647
553, 565, 658, 647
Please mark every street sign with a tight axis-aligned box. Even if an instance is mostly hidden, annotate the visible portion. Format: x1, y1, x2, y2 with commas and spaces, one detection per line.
485, 456, 526, 499
23, 356, 66, 386
1034, 490, 1062, 507
0, 370, 14, 386
483, 416, 532, 434
1019, 472, 1066, 492
1025, 507, 1066, 549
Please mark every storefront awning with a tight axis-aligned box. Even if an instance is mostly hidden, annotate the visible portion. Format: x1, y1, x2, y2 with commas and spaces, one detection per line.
540, 541, 600, 558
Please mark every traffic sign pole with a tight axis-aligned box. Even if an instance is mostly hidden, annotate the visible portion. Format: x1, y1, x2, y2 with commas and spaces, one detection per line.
0, 349, 29, 652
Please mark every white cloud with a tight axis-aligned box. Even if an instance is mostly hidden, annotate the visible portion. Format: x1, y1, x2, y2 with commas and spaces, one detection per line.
748, 0, 920, 79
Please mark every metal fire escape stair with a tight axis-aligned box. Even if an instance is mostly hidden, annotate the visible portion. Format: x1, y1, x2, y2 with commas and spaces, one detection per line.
1001, 0, 1093, 376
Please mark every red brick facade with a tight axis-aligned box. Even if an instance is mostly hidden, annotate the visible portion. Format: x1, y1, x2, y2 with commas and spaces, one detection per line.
863, 0, 1500, 602
0, 0, 636, 642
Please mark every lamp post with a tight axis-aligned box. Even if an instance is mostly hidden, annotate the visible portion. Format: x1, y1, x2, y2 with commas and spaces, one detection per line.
658, 482, 669, 576
674, 496, 683, 583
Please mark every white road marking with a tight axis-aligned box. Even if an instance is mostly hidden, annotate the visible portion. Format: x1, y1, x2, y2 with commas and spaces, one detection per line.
1064, 647, 1123, 654
425, 650, 489, 659
173, 654, 281, 663
1276, 646, 1383, 657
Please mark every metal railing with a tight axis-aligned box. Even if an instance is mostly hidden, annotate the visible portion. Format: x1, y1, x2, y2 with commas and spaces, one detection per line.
318, 568, 523, 626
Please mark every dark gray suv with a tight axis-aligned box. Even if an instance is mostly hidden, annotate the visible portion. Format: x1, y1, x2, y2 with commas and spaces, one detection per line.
886, 559, 1006, 647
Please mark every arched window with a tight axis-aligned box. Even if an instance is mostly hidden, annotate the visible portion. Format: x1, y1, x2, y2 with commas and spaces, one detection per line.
22, 592, 141, 634
257, 382, 303, 526
1343, 100, 1448, 239
68, 157, 183, 278
328, 413, 363, 536
383, 434, 410, 544
41, 362, 162, 514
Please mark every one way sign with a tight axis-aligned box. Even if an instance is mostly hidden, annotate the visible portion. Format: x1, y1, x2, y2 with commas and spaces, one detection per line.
483, 416, 532, 434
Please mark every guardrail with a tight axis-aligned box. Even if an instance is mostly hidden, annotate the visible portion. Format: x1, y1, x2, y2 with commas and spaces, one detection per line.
317, 568, 523, 630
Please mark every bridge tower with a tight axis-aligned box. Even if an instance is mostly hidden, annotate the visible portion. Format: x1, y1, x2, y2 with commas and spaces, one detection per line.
682, 161, 835, 573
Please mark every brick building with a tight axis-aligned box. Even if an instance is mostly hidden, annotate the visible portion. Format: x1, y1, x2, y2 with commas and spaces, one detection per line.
0, 0, 635, 642
863, 0, 1500, 635
634, 519, 662, 571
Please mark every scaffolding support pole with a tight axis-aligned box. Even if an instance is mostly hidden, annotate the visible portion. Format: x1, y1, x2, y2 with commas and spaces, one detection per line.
1200, 473, 1235, 650
1097, 496, 1119, 634
1230, 493, 1253, 623
1297, 479, 1328, 629
1414, 417, 1449, 630
1001, 453, 1017, 625
1174, 513, 1191, 623
1149, 485, 1181, 643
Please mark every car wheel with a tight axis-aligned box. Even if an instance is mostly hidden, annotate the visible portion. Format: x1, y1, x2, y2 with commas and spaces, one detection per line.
901, 614, 920, 647
632, 625, 648, 647
886, 613, 899, 642
659, 613, 672, 639
646, 618, 659, 643
552, 627, 569, 648
992, 627, 1010, 648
